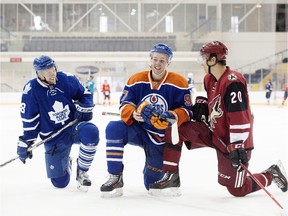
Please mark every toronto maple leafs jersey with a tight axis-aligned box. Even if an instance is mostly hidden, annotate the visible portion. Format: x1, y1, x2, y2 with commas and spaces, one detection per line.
204, 67, 254, 153
20, 71, 93, 143
119, 70, 193, 145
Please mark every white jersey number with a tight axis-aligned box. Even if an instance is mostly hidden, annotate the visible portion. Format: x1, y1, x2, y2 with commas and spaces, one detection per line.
20, 103, 26, 113
230, 91, 242, 104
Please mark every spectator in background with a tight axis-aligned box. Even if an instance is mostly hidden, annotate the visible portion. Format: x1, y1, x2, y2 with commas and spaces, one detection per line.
86, 75, 96, 95
101, 80, 111, 105
265, 79, 273, 104
281, 85, 288, 106
187, 72, 196, 102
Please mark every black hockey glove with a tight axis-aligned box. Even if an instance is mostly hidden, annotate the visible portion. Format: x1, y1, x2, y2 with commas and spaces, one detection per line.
192, 96, 209, 123
17, 136, 33, 164
74, 103, 94, 122
227, 144, 248, 172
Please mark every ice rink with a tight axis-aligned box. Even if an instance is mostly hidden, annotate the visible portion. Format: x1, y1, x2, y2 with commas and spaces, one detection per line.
0, 98, 287, 216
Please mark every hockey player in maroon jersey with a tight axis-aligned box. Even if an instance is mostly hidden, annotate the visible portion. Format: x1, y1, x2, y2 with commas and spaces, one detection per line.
149, 41, 287, 197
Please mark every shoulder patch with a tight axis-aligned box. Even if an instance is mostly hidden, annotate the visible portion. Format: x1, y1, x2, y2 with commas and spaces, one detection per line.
227, 73, 237, 81
23, 83, 32, 94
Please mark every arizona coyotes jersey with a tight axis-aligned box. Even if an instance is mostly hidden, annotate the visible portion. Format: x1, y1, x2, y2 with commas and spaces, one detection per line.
204, 67, 254, 153
120, 70, 193, 145
20, 71, 93, 143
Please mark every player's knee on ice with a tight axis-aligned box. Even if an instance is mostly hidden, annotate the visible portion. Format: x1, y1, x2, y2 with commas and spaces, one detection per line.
51, 173, 70, 188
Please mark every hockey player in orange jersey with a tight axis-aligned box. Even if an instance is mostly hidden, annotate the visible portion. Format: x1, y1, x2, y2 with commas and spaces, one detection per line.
100, 43, 193, 198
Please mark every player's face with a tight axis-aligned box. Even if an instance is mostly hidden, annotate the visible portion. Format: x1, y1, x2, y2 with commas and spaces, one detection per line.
39, 67, 57, 84
150, 52, 169, 77
200, 56, 209, 74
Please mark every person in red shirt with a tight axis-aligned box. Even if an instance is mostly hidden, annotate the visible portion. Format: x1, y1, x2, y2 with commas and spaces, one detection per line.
281, 86, 288, 106
149, 41, 287, 197
101, 80, 111, 105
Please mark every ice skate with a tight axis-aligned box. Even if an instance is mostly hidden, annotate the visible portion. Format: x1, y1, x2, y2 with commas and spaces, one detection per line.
76, 168, 91, 192
263, 160, 287, 192
148, 171, 181, 197
100, 173, 124, 198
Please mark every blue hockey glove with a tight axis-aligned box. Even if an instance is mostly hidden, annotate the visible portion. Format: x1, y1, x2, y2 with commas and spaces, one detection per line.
227, 144, 248, 172
17, 136, 33, 164
75, 103, 94, 122
192, 96, 209, 123
152, 111, 178, 130
136, 101, 160, 125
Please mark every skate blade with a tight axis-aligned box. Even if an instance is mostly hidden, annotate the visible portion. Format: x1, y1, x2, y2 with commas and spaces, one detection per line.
148, 187, 181, 197
77, 182, 89, 192
101, 188, 123, 198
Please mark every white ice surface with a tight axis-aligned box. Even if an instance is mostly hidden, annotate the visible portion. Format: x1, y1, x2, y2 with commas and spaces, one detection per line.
0, 104, 287, 216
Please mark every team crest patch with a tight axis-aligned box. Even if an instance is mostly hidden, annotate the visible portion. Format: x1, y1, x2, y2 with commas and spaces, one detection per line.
23, 83, 32, 94
48, 101, 70, 125
228, 74, 237, 81
209, 95, 223, 129
141, 93, 168, 113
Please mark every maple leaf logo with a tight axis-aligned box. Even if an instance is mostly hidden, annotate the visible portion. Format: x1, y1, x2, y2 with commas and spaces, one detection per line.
23, 83, 32, 94
48, 101, 70, 125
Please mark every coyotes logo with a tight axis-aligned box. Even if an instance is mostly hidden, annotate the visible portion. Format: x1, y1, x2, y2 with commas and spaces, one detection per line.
209, 94, 223, 128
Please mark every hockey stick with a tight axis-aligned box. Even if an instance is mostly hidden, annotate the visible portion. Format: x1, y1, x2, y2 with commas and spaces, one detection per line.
101, 111, 179, 144
0, 119, 78, 168
165, 118, 179, 145
102, 111, 120, 116
201, 119, 227, 149
240, 163, 285, 211
201, 120, 287, 213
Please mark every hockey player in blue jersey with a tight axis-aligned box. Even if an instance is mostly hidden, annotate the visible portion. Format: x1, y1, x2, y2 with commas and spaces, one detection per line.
17, 55, 99, 191
100, 43, 193, 198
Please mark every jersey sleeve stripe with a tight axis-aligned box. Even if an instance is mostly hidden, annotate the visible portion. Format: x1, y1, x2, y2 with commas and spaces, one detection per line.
230, 123, 250, 129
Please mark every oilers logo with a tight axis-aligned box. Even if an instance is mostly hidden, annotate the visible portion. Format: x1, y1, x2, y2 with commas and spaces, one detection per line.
141, 93, 168, 113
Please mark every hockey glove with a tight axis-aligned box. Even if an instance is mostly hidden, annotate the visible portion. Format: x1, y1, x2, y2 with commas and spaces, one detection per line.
151, 111, 178, 130
17, 136, 33, 164
192, 96, 209, 123
136, 101, 160, 125
227, 144, 248, 172
74, 103, 94, 122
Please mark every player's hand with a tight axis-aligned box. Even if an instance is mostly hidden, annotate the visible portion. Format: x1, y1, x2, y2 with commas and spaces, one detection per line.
227, 144, 248, 171
133, 110, 144, 122
136, 101, 159, 125
192, 96, 209, 123
74, 103, 94, 122
17, 136, 33, 164
151, 111, 178, 130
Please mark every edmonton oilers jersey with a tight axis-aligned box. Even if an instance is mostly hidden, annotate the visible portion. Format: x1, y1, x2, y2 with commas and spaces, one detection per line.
120, 70, 193, 145
20, 71, 93, 142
